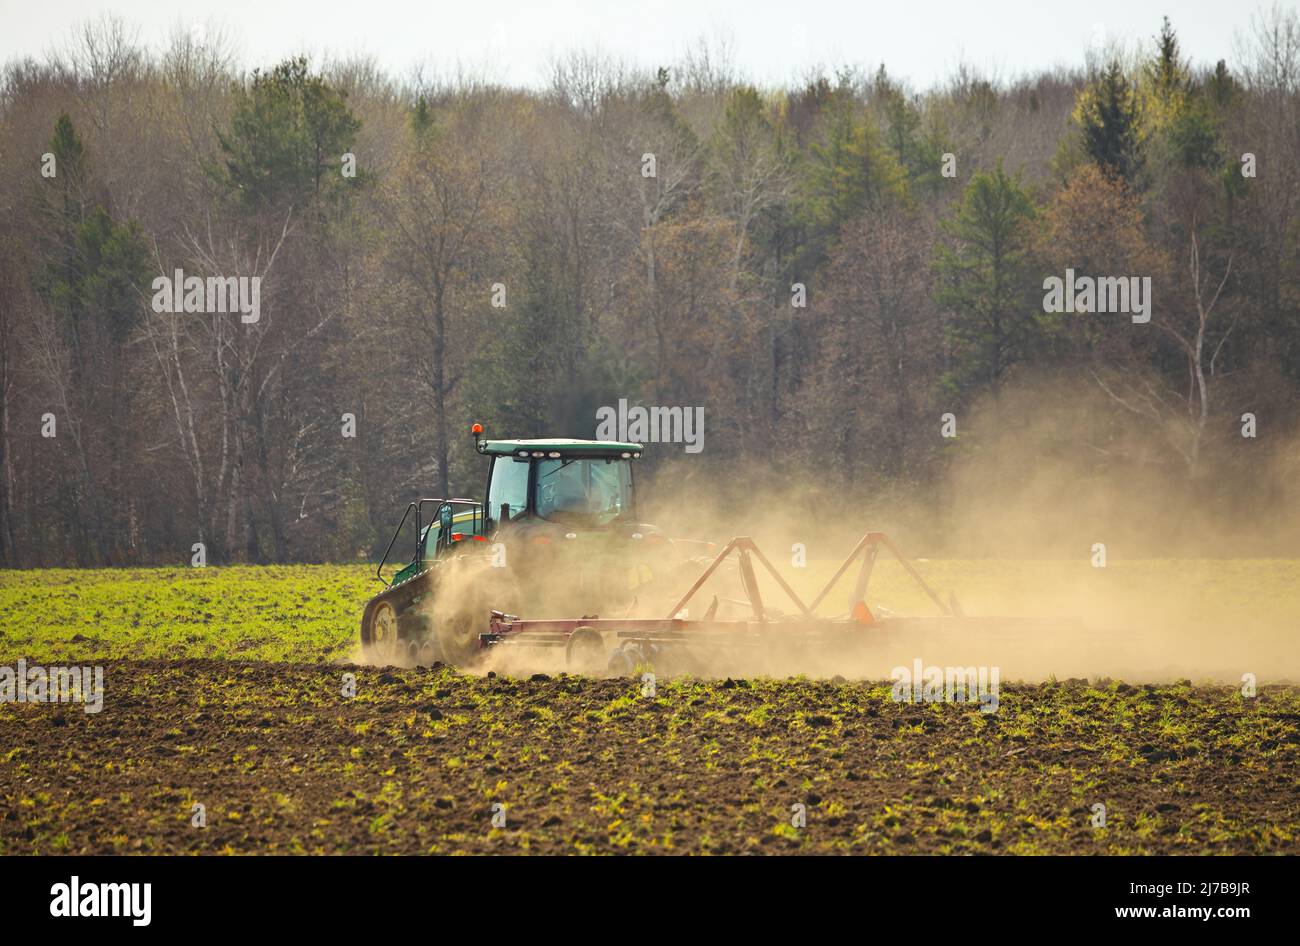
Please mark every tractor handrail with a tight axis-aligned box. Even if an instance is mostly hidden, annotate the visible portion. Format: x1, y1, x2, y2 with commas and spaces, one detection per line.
375, 497, 482, 587
418, 498, 482, 565
376, 501, 418, 586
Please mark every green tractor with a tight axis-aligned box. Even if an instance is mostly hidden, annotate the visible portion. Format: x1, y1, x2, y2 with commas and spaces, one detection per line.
360, 424, 699, 665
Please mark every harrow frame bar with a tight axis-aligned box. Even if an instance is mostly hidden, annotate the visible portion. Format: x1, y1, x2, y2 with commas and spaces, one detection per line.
480, 531, 953, 655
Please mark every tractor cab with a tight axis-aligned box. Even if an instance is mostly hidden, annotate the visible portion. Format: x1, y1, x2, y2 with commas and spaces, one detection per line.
478, 436, 642, 532
377, 426, 643, 588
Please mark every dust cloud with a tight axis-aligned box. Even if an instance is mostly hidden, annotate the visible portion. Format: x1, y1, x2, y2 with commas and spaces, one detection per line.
368, 378, 1300, 683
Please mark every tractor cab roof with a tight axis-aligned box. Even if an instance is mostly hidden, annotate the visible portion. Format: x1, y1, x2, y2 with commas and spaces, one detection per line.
479, 438, 643, 458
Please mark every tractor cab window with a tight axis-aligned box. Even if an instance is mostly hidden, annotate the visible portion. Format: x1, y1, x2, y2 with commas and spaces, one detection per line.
534, 458, 631, 525
488, 457, 530, 522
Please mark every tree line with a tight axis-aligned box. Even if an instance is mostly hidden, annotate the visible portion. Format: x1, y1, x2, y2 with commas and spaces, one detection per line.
1, 12, 1298, 566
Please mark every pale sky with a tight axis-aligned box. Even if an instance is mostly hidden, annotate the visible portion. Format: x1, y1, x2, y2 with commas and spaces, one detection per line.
0, 0, 1291, 90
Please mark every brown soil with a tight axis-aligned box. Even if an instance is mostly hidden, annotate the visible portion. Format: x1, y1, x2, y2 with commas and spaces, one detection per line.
1, 660, 1297, 854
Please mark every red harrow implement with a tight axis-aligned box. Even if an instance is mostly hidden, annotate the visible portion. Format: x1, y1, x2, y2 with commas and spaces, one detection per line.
480, 531, 981, 674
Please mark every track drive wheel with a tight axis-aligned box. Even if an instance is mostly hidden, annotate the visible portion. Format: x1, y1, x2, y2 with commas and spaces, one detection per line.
364, 600, 401, 664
